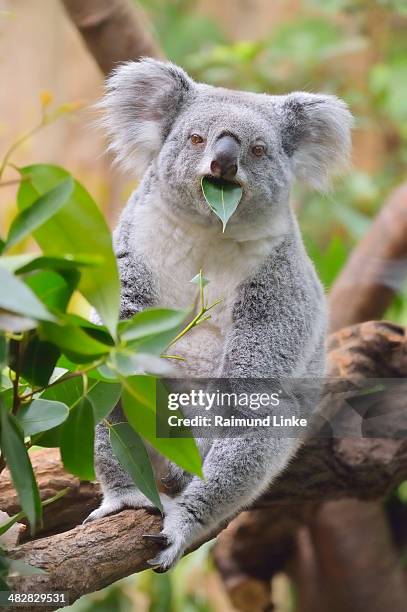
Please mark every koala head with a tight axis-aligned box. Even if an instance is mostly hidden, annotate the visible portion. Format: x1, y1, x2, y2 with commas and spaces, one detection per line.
100, 59, 352, 231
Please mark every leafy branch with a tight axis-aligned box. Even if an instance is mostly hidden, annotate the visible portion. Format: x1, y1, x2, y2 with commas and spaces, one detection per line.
0, 167, 220, 588
169, 270, 222, 347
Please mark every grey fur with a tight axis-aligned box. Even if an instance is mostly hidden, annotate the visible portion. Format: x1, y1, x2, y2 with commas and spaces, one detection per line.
86, 59, 352, 570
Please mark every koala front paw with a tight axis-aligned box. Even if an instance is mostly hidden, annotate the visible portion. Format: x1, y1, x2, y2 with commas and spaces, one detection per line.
83, 487, 159, 523
143, 495, 198, 572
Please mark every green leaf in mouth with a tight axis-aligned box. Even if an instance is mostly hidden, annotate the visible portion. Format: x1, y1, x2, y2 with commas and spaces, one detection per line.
201, 176, 243, 232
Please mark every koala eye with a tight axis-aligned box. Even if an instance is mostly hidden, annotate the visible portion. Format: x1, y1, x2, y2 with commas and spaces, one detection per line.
190, 134, 204, 145
252, 144, 266, 157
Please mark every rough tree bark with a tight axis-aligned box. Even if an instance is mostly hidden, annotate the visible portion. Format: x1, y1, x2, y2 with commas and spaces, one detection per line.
1, 321, 406, 611
0, 448, 101, 541
61, 0, 163, 76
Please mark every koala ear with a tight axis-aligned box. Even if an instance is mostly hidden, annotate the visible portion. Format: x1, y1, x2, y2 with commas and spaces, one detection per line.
99, 58, 194, 176
278, 92, 353, 191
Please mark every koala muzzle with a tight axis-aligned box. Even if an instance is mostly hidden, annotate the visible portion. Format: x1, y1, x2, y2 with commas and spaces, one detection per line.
210, 134, 240, 182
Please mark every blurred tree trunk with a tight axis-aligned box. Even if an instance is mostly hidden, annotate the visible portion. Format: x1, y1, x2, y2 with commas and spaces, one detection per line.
329, 181, 407, 333
61, 0, 162, 76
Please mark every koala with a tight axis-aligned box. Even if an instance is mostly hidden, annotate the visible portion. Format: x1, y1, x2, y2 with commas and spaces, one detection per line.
85, 59, 352, 571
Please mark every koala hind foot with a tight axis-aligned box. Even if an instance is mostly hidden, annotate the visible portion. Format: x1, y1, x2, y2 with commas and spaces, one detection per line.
84, 486, 159, 523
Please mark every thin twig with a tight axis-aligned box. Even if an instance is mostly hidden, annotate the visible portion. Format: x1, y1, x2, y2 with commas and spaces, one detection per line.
19, 359, 105, 401
168, 298, 222, 348
12, 343, 21, 415
0, 175, 31, 188
0, 123, 43, 180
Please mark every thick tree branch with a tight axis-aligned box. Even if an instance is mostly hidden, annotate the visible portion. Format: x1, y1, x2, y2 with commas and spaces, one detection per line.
0, 448, 101, 542
4, 511, 166, 611
2, 321, 407, 610
61, 0, 163, 76
329, 182, 407, 332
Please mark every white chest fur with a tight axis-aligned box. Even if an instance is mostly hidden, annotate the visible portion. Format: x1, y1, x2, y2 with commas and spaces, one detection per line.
129, 203, 277, 375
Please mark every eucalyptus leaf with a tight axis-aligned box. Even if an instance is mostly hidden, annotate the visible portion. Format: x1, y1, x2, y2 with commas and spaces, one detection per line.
25, 269, 79, 312
0, 254, 101, 275
0, 268, 55, 324
41, 376, 121, 425
17, 399, 69, 436
32, 376, 110, 448
87, 380, 121, 423
5, 178, 73, 251
60, 396, 95, 480
110, 350, 174, 377
0, 404, 42, 531
36, 376, 120, 439
109, 422, 163, 511
122, 376, 203, 478
201, 176, 243, 231
39, 321, 111, 363
119, 308, 188, 343
18, 165, 120, 337
18, 337, 60, 388
190, 271, 209, 287
0, 313, 36, 333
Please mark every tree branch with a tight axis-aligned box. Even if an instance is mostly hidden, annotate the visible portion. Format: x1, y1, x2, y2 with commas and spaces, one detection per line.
0, 448, 101, 542
7, 510, 164, 608
61, 0, 163, 77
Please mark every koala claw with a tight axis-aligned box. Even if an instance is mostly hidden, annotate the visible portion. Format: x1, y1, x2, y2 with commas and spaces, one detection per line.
146, 536, 185, 572
144, 499, 192, 571
83, 504, 117, 524
142, 533, 169, 545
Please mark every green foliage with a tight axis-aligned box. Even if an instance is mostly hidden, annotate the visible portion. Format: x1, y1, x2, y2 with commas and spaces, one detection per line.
4, 178, 74, 252
18, 165, 120, 337
16, 399, 68, 436
0, 163, 207, 586
0, 267, 55, 325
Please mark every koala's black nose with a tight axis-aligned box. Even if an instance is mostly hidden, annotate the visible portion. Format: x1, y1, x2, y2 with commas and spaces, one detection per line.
210, 134, 240, 181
